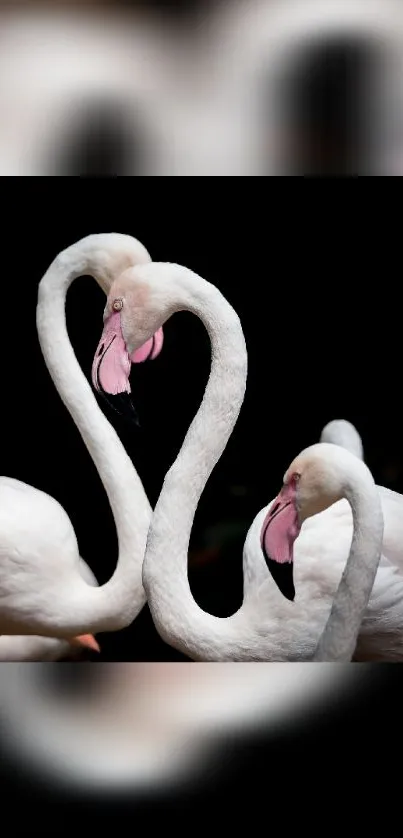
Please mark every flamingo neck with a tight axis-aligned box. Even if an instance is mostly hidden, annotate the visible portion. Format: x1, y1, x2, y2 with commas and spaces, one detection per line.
142, 269, 251, 660
36, 236, 152, 633
313, 468, 383, 661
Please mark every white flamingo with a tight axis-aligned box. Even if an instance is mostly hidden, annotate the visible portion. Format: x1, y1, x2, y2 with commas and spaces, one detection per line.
91, 260, 403, 661
0, 234, 163, 649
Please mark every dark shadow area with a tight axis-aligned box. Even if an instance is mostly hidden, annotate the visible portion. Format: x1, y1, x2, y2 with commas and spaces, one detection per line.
277, 35, 380, 175
53, 100, 142, 176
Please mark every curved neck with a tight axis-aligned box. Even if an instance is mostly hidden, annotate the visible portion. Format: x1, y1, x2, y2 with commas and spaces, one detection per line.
321, 428, 363, 461
313, 474, 384, 662
143, 277, 249, 660
36, 244, 152, 634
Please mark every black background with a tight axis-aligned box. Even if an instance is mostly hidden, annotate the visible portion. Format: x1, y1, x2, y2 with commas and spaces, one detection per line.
0, 180, 402, 817
3, 182, 402, 662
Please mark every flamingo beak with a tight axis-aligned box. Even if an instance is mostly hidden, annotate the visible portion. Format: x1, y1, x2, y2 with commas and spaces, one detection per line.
91, 313, 140, 427
70, 634, 100, 654
260, 479, 301, 602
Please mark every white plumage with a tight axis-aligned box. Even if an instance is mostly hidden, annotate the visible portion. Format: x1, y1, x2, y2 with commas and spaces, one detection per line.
90, 259, 403, 661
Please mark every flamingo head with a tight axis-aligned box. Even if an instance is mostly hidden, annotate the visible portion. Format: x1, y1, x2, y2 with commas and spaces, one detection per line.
91, 286, 164, 424
91, 261, 186, 423
260, 443, 349, 601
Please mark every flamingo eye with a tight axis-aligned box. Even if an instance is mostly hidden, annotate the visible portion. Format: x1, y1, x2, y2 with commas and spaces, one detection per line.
283, 472, 301, 488
113, 298, 123, 312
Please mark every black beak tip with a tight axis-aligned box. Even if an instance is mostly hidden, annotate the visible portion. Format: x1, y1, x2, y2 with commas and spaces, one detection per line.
93, 357, 140, 426
96, 389, 141, 427
265, 556, 295, 602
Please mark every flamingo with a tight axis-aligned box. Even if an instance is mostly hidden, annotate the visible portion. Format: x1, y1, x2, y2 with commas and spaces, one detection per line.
186, 418, 364, 575
0, 234, 163, 648
91, 260, 403, 661
260, 442, 384, 661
